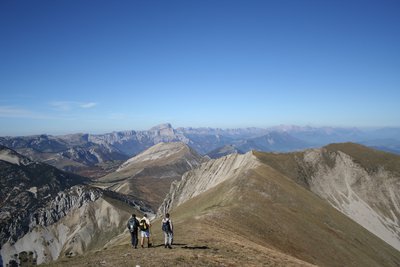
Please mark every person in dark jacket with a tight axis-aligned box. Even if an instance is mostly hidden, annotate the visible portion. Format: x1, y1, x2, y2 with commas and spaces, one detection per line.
161, 213, 173, 249
127, 214, 140, 248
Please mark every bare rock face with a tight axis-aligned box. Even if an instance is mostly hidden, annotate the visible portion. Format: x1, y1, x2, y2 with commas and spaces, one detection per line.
0, 146, 88, 246
299, 146, 400, 251
1, 185, 102, 247
158, 151, 259, 215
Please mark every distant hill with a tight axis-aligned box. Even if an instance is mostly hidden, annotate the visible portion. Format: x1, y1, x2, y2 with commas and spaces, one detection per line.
0, 134, 128, 176
236, 131, 313, 152
206, 144, 244, 159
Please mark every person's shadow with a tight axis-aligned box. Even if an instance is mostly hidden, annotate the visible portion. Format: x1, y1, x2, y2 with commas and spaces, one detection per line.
151, 243, 210, 250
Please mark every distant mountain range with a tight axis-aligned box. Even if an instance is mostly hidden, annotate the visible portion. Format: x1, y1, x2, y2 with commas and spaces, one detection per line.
0, 123, 399, 175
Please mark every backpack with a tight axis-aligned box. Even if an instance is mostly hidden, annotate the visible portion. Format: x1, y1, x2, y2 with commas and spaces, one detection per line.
139, 218, 149, 231
162, 219, 171, 233
128, 218, 138, 232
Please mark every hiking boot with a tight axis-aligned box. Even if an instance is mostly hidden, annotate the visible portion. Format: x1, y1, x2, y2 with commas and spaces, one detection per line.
168, 245, 172, 249
164, 245, 167, 248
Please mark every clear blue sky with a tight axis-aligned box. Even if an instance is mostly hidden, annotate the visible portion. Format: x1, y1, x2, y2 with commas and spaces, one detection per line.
1, 0, 399, 136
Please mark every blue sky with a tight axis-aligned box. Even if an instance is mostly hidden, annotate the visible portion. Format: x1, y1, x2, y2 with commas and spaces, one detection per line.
1, 0, 399, 136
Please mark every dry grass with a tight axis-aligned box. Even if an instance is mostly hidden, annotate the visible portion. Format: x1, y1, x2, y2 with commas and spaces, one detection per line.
325, 142, 400, 174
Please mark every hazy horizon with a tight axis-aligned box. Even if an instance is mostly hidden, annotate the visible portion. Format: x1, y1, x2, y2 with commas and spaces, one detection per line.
1, 1, 399, 136
1, 122, 399, 137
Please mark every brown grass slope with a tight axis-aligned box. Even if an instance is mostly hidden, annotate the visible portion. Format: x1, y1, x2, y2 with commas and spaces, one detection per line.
253, 143, 400, 251
253, 142, 400, 188
325, 142, 400, 174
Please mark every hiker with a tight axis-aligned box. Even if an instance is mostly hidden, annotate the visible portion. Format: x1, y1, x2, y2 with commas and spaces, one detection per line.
161, 213, 173, 249
139, 214, 151, 248
127, 214, 139, 249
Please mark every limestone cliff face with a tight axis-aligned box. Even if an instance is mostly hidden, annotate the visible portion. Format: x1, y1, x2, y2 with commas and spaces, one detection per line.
0, 146, 87, 246
1, 185, 107, 265
1, 185, 101, 247
88, 123, 190, 156
158, 152, 260, 215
